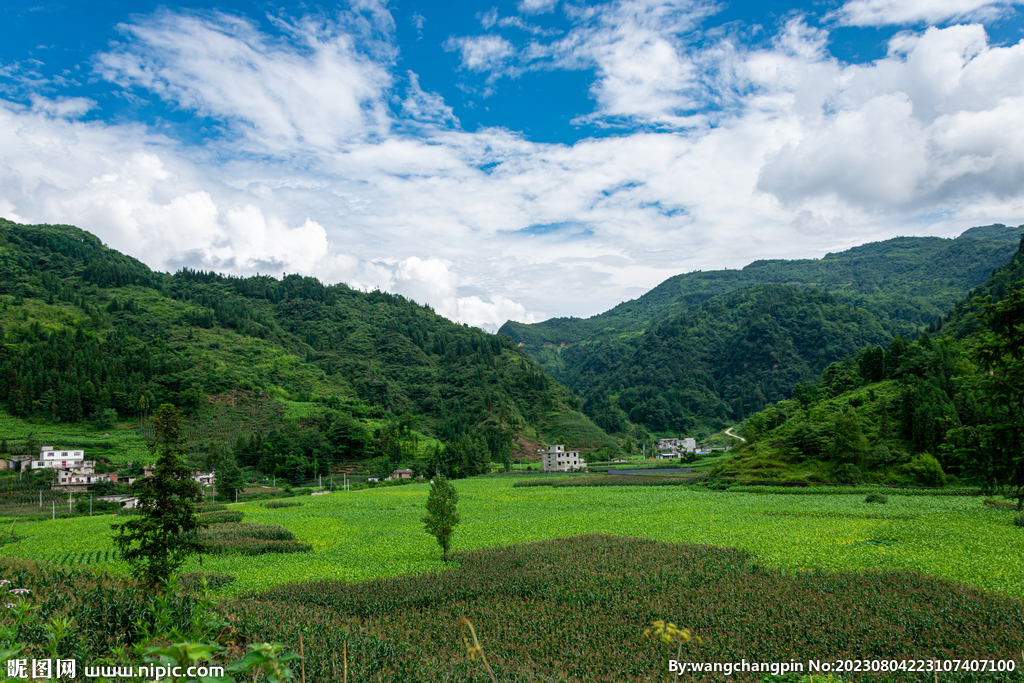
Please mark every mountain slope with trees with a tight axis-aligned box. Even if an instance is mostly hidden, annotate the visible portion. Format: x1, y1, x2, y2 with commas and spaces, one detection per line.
499, 225, 1023, 434
716, 235, 1024, 492
0, 218, 612, 476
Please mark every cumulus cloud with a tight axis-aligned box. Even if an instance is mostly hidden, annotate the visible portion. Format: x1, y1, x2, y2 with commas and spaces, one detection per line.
3, 5, 1024, 332
756, 23, 1024, 209
833, 0, 1022, 27
391, 256, 536, 330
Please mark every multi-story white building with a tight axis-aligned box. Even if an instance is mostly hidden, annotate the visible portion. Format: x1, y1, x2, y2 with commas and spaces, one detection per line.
30, 447, 94, 471
539, 445, 587, 472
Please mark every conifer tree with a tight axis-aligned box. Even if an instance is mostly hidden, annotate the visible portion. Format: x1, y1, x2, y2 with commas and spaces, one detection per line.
112, 404, 204, 589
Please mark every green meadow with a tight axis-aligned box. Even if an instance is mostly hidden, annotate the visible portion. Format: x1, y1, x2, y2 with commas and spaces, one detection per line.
5, 477, 1023, 600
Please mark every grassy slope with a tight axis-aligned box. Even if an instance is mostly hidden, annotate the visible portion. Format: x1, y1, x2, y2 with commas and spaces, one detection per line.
711, 234, 1024, 484
5, 477, 1022, 599
0, 218, 612, 456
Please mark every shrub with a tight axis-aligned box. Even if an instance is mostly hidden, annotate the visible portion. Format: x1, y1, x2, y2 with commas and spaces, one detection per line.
1014, 514, 1024, 528
864, 493, 888, 504
264, 501, 302, 509
902, 453, 947, 487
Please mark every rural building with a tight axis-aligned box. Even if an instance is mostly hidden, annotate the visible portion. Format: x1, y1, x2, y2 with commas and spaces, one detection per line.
539, 445, 587, 472
391, 469, 414, 479
657, 438, 697, 453
97, 495, 138, 509
194, 472, 215, 486
30, 446, 94, 471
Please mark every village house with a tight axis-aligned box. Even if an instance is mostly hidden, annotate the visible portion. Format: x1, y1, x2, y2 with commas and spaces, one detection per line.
539, 445, 587, 472
53, 470, 116, 491
391, 468, 414, 479
657, 437, 697, 454
30, 446, 95, 472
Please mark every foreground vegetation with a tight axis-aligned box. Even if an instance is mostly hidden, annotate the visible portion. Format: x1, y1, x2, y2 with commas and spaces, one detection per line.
5, 478, 1023, 599
227, 534, 1024, 682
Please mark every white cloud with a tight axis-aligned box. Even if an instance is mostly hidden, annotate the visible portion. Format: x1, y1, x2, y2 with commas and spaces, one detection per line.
400, 72, 459, 125
833, 0, 1022, 27
390, 256, 536, 330
444, 34, 516, 71
756, 24, 1024, 209
4, 6, 1024, 334
474, 0, 723, 126
96, 10, 395, 151
519, 0, 560, 14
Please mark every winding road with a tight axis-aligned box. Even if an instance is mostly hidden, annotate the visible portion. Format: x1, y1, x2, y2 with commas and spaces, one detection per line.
724, 426, 746, 442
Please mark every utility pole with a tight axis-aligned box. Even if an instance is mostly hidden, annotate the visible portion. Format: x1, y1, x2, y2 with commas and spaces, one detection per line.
52, 501, 55, 520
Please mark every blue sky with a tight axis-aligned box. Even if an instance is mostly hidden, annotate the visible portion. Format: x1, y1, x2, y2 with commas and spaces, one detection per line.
2, 0, 1024, 330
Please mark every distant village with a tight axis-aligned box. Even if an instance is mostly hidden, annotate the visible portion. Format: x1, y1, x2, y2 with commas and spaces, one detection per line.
1, 436, 720, 491
537, 436, 714, 472
2, 445, 215, 508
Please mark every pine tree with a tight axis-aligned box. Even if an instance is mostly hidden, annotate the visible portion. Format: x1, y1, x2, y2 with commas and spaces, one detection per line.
422, 474, 460, 561
112, 404, 204, 589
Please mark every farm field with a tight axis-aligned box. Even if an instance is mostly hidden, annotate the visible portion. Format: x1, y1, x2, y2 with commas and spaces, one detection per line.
4, 476, 1024, 600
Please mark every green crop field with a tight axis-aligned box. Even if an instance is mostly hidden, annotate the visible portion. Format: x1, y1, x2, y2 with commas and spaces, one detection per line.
4, 477, 1023, 601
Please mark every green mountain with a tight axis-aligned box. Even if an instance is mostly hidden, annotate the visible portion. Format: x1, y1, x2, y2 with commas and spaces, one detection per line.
716, 235, 1024, 487
499, 225, 1023, 433
0, 219, 613, 475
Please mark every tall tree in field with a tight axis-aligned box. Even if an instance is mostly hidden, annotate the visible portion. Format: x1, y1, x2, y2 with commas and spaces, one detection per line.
215, 451, 246, 503
423, 474, 460, 561
113, 404, 205, 588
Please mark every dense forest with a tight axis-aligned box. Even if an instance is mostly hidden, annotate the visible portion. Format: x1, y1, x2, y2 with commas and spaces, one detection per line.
500, 225, 1023, 434
717, 235, 1024, 491
0, 219, 613, 476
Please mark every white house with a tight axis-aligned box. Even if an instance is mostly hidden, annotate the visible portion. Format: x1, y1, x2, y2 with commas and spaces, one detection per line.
31, 446, 94, 471
657, 438, 697, 454
539, 445, 587, 472
52, 469, 117, 491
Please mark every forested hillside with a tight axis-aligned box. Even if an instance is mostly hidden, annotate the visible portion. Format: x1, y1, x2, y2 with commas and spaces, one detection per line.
499, 225, 1023, 434
717, 235, 1024, 490
0, 219, 612, 474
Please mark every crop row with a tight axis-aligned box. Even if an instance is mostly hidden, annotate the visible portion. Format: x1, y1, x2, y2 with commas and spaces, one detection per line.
513, 475, 697, 488
4, 478, 1023, 599
0, 557, 196, 664
227, 535, 1024, 682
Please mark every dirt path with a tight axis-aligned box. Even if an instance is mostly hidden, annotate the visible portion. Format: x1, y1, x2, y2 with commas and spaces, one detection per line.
724, 426, 746, 442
